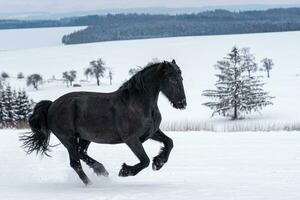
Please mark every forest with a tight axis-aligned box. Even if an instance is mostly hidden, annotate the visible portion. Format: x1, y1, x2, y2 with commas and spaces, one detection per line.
1, 8, 300, 44
61, 8, 300, 44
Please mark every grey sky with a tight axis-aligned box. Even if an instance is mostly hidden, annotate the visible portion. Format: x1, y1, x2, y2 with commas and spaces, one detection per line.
0, 0, 300, 13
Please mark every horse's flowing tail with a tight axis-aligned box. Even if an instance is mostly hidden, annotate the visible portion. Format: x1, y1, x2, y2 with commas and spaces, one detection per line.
20, 100, 53, 156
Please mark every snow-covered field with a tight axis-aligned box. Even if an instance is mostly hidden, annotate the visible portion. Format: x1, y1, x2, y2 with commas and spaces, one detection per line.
0, 30, 300, 127
1, 28, 300, 199
0, 26, 85, 51
1, 129, 300, 200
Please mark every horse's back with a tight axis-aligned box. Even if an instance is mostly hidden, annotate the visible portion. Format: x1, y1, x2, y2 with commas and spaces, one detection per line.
47, 91, 123, 144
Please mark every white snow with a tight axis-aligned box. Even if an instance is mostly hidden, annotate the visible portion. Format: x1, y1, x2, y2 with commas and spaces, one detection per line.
0, 129, 300, 200
0, 30, 300, 125
1, 29, 300, 199
0, 26, 86, 51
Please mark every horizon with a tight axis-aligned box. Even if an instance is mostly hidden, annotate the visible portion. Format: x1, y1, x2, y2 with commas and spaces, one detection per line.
0, 3, 300, 20
0, 1, 300, 14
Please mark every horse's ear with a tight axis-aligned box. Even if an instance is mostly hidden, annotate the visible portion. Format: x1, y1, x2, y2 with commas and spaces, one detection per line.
171, 59, 176, 64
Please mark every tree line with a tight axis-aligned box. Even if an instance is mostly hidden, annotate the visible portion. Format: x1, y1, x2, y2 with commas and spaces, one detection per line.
1, 58, 113, 90
62, 8, 300, 44
1, 8, 300, 42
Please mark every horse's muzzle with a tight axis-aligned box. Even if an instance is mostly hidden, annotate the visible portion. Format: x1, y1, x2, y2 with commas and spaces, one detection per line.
174, 98, 187, 110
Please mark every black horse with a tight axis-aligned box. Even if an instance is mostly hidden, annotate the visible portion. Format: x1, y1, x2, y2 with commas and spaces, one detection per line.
21, 59, 186, 185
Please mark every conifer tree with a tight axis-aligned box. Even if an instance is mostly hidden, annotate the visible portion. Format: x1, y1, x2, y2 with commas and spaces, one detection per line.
14, 90, 32, 123
202, 46, 273, 120
2, 86, 17, 127
0, 89, 6, 128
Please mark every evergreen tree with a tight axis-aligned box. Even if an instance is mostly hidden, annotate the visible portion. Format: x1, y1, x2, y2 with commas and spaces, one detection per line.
14, 90, 32, 123
202, 46, 273, 120
0, 89, 6, 128
2, 86, 17, 127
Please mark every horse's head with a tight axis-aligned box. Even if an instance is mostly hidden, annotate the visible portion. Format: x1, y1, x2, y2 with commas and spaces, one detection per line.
159, 59, 187, 109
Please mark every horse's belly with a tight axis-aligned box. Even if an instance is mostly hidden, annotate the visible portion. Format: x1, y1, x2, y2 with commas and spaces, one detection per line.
76, 118, 122, 144
79, 128, 123, 144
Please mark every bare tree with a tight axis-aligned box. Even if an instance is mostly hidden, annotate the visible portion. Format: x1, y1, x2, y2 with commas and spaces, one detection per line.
62, 70, 77, 87
240, 48, 257, 78
17, 72, 25, 79
108, 68, 113, 85
128, 66, 143, 76
84, 58, 106, 86
261, 58, 274, 78
1, 72, 9, 79
26, 74, 43, 90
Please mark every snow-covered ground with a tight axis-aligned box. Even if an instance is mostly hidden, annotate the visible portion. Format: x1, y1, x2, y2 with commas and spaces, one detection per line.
0, 26, 85, 51
1, 28, 300, 199
1, 129, 300, 200
0, 30, 300, 125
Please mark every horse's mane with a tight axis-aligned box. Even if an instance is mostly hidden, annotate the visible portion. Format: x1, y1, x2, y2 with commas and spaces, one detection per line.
119, 62, 162, 92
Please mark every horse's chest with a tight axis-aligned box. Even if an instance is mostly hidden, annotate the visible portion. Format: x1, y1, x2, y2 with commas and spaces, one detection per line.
139, 109, 161, 142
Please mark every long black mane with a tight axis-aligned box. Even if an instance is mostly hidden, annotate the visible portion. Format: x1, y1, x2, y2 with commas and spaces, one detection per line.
119, 62, 161, 92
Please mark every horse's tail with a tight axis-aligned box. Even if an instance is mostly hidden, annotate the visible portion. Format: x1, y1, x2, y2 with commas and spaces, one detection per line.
20, 100, 53, 157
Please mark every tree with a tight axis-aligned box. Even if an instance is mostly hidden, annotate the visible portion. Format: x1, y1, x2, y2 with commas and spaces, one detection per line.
108, 69, 113, 85
84, 68, 92, 80
62, 70, 77, 87
17, 72, 25, 79
2, 86, 17, 127
128, 66, 143, 76
1, 72, 9, 79
27, 74, 43, 90
14, 90, 32, 124
240, 48, 257, 78
0, 89, 6, 128
85, 58, 106, 86
0, 85, 33, 128
261, 58, 274, 78
202, 46, 273, 120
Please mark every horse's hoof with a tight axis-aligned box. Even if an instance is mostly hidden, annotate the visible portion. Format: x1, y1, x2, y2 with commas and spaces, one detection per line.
83, 178, 92, 186
92, 163, 109, 177
118, 163, 132, 177
152, 156, 165, 171
95, 169, 109, 177
94, 167, 109, 177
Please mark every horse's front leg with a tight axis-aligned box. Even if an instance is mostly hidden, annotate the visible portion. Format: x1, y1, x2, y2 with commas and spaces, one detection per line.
119, 136, 150, 177
151, 129, 174, 171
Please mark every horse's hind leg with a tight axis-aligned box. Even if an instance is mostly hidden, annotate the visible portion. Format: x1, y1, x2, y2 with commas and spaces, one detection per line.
57, 136, 91, 185
150, 129, 174, 171
119, 136, 150, 177
78, 139, 109, 176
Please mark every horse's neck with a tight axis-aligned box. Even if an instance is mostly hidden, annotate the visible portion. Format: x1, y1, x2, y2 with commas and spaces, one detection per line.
136, 69, 160, 108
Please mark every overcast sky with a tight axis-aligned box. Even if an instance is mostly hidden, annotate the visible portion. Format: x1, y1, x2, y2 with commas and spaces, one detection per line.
0, 0, 300, 13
